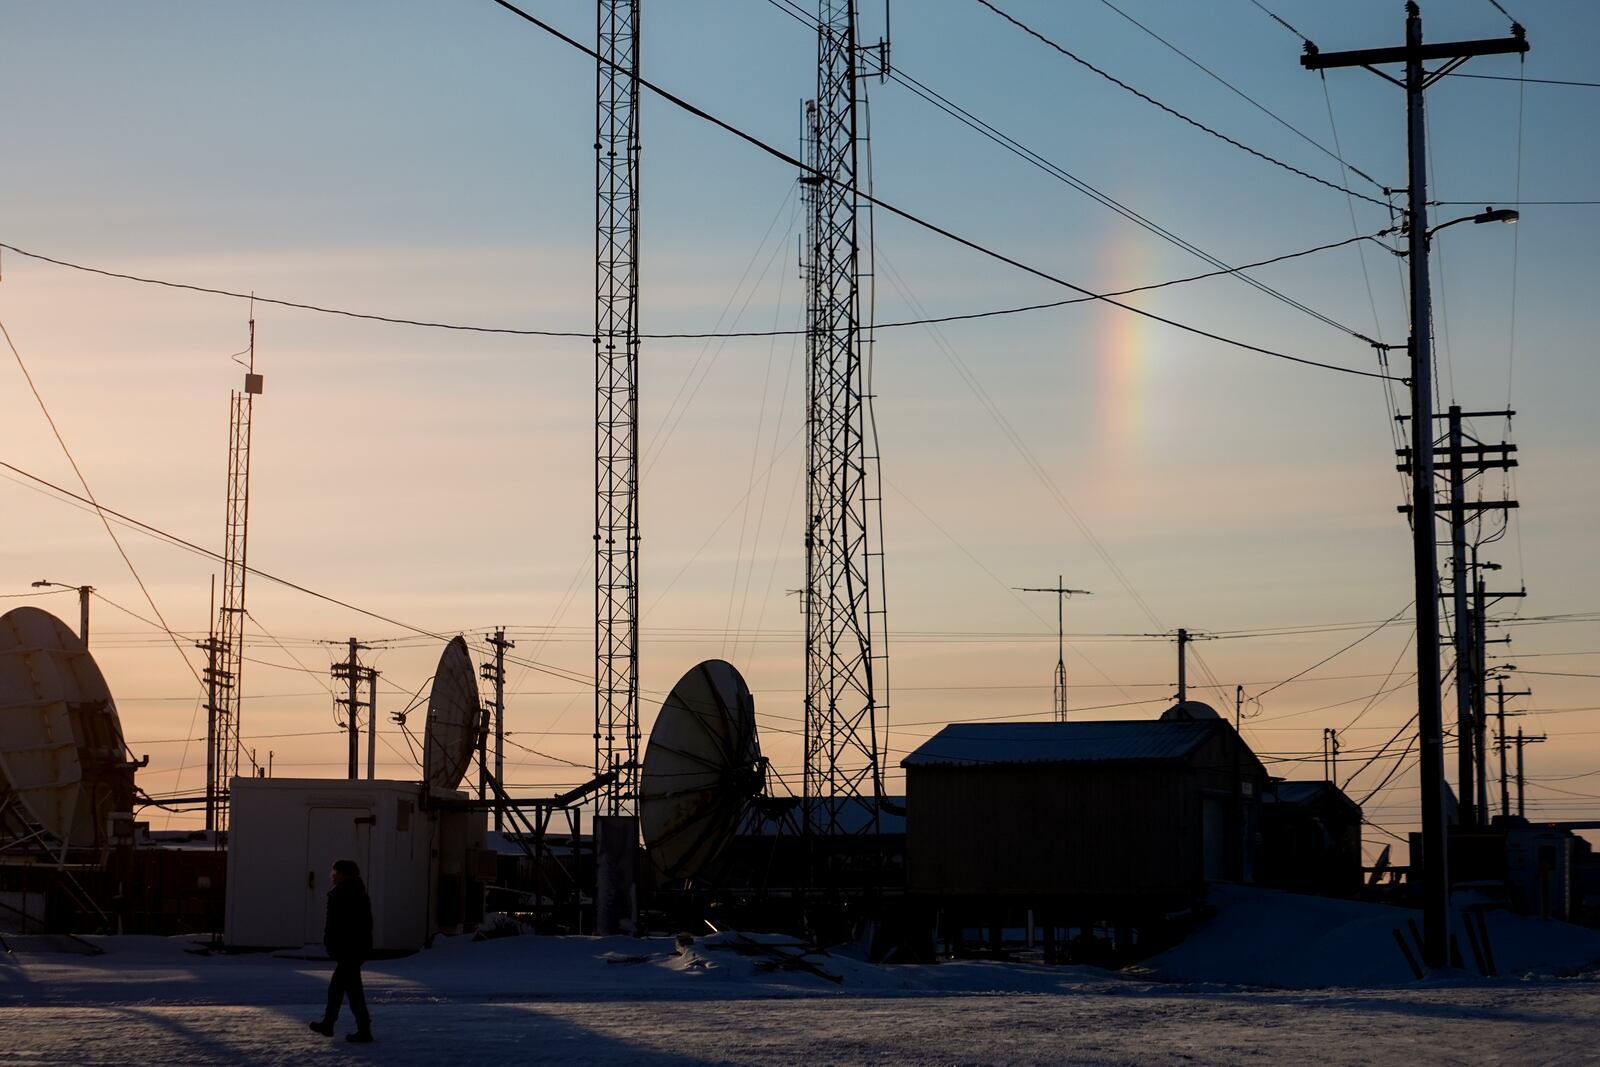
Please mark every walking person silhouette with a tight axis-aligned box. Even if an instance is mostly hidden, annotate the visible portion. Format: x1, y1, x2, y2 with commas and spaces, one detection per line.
309, 859, 375, 1043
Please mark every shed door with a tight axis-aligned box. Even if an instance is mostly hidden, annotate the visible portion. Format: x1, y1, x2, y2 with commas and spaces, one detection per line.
303, 807, 372, 945
1201, 797, 1227, 881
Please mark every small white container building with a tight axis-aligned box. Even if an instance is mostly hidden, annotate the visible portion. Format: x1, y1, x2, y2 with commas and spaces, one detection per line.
224, 777, 486, 952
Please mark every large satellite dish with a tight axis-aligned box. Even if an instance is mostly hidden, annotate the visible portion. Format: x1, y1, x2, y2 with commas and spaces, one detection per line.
0, 607, 134, 850
423, 636, 481, 792
640, 659, 764, 883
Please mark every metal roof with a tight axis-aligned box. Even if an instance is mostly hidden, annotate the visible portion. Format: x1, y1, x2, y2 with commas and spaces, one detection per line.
901, 720, 1223, 768
1269, 781, 1335, 805
1266, 779, 1363, 814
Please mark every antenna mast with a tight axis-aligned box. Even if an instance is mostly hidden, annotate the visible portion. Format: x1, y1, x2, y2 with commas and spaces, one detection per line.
594, 0, 642, 820
1016, 577, 1090, 720
208, 310, 262, 831
803, 0, 891, 841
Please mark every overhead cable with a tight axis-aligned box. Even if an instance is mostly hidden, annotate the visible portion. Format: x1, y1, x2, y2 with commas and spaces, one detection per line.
1095, 0, 1384, 192
485, 0, 1398, 381
0, 458, 597, 690
1, 316, 205, 693
760, 0, 1379, 344
1251, 602, 1412, 702
972, 0, 1389, 208
882, 66, 1382, 343
0, 230, 1389, 348
1445, 72, 1599, 88
1245, 0, 1312, 45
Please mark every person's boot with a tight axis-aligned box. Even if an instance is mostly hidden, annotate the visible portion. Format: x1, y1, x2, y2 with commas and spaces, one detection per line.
346, 1027, 374, 1044
308, 1020, 334, 1037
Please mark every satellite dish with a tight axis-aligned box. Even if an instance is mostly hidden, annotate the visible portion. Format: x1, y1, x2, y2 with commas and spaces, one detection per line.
0, 607, 133, 850
423, 636, 481, 792
640, 659, 764, 883
1161, 700, 1222, 722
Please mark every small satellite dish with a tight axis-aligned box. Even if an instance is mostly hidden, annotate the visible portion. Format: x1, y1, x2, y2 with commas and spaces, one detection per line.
423, 636, 481, 792
1161, 700, 1222, 722
640, 659, 764, 883
0, 607, 133, 850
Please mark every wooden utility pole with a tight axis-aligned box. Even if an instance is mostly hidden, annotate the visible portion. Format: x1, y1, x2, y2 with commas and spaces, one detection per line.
1472, 569, 1520, 818
1494, 679, 1531, 820
197, 632, 225, 831
1015, 578, 1090, 720
481, 629, 514, 831
1408, 405, 1519, 826
1177, 628, 1189, 702
1514, 727, 1547, 818
1303, 2, 1528, 969
366, 665, 380, 780
331, 638, 370, 780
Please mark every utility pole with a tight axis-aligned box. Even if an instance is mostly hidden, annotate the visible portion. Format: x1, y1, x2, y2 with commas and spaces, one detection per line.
1494, 679, 1531, 820
366, 665, 379, 780
199, 633, 222, 827
1303, 3, 1528, 970
1514, 727, 1546, 818
1177, 628, 1189, 701
481, 629, 514, 832
331, 638, 370, 781
1154, 628, 1212, 702
1446, 406, 1474, 826
1323, 728, 1340, 784
197, 594, 226, 832
1413, 405, 1519, 827
1015, 577, 1090, 720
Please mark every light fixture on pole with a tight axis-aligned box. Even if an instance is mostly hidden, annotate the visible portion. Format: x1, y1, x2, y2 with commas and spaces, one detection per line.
31, 579, 93, 646
1425, 206, 1519, 245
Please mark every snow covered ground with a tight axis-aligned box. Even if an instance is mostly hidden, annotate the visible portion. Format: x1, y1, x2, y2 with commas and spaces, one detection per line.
2, 889, 1598, 1065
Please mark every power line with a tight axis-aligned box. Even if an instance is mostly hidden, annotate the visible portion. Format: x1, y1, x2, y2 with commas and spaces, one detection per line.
1095, 0, 1383, 191
876, 254, 1167, 632
972, 0, 1389, 208
1444, 72, 1600, 88
881, 65, 1384, 344
0, 232, 1390, 354
1355, 734, 1419, 807
1, 315, 205, 698
1484, 0, 1521, 25
1244, 0, 1311, 45
0, 458, 596, 690
484, 0, 1399, 383
1433, 200, 1600, 206
770, 0, 1384, 347
1251, 602, 1412, 702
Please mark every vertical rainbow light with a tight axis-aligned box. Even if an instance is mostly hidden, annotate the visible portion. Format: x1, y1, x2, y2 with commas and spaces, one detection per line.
1096, 233, 1149, 446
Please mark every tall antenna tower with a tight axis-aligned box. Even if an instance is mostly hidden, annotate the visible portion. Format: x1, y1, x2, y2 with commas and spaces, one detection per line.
594, 0, 642, 820
802, 0, 891, 839
208, 312, 262, 831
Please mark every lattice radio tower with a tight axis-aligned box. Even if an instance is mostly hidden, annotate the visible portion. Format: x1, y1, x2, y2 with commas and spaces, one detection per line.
802, 0, 891, 838
204, 312, 262, 832
595, 0, 642, 819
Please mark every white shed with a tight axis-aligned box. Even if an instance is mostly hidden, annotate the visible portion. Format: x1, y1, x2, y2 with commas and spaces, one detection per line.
224, 777, 484, 953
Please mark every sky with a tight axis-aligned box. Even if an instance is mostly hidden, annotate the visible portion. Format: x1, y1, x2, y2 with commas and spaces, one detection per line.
1, 1, 1597, 857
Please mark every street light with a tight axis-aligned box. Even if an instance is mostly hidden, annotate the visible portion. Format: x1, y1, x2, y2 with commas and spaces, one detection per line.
30, 580, 93, 646
1426, 206, 1519, 244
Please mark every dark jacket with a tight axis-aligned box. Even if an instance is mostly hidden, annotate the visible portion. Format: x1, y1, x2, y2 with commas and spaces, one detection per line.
324, 876, 374, 962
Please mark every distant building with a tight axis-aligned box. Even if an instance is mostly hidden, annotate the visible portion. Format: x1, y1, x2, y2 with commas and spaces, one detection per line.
1258, 780, 1364, 897
901, 709, 1268, 939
